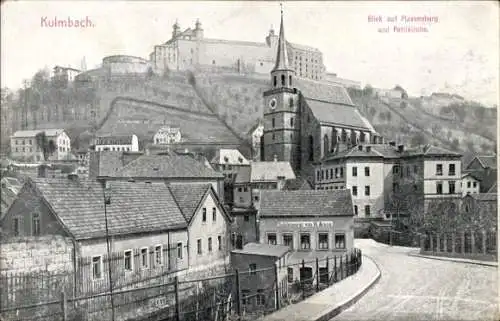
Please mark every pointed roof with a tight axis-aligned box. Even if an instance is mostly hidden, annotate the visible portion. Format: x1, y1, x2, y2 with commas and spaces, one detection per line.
272, 7, 292, 72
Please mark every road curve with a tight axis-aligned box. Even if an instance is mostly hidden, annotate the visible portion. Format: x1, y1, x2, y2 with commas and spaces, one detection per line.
332, 239, 498, 321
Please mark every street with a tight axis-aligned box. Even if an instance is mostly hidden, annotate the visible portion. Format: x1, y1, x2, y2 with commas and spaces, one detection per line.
332, 239, 499, 321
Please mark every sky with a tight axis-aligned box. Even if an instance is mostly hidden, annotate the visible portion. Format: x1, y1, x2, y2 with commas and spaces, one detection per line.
1, 1, 499, 106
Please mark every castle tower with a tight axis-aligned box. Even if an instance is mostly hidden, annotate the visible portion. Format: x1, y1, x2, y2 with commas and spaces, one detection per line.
262, 6, 301, 171
194, 19, 204, 39
172, 20, 181, 39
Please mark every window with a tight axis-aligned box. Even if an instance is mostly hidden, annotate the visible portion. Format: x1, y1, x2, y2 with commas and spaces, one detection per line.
449, 164, 456, 176
212, 208, 216, 221
244, 215, 249, 222
238, 187, 242, 192
141, 248, 149, 269
32, 213, 40, 236
13, 217, 20, 236
273, 76, 277, 87
289, 97, 294, 108
268, 233, 277, 245
340, 167, 344, 177
436, 164, 443, 176
393, 183, 399, 193
365, 205, 371, 216
287, 267, 293, 282
473, 182, 477, 188
283, 234, 293, 249
243, 187, 248, 192
436, 182, 443, 194
281, 74, 285, 86
335, 234, 346, 249
124, 250, 133, 271
449, 181, 456, 194
155, 245, 163, 265
272, 133, 275, 141
254, 195, 259, 201
197, 239, 202, 255
249, 263, 257, 275
218, 236, 222, 251
329, 169, 333, 178
352, 166, 357, 177
365, 186, 370, 196
256, 289, 265, 306
414, 165, 418, 174
92, 256, 102, 280
365, 166, 370, 176
272, 118, 275, 128
300, 233, 311, 250
392, 166, 399, 174
354, 205, 358, 215
335, 168, 338, 178
318, 233, 329, 249
290, 117, 294, 127
467, 181, 471, 188
202, 208, 207, 222
352, 186, 357, 196
208, 237, 213, 252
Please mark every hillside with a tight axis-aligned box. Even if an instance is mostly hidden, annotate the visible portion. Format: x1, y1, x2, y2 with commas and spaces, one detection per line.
1, 68, 496, 160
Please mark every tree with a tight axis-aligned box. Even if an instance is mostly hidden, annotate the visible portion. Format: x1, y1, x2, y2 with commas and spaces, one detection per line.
450, 138, 460, 151
474, 106, 486, 121
35, 131, 57, 161
431, 124, 441, 136
410, 132, 427, 146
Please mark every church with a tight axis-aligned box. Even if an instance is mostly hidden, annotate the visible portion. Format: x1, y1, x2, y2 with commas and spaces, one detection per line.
261, 9, 383, 178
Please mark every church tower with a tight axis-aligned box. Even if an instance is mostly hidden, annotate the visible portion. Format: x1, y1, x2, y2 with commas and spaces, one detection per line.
262, 7, 301, 171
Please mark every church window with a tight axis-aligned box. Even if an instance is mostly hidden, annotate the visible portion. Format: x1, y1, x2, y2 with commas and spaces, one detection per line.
323, 135, 329, 156
272, 118, 275, 128
272, 133, 275, 141
273, 76, 277, 87
281, 75, 285, 86
308, 136, 314, 161
290, 117, 294, 127
289, 75, 292, 86
289, 97, 294, 108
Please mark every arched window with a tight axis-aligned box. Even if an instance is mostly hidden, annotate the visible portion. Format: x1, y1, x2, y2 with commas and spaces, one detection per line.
290, 117, 294, 127
323, 135, 329, 156
341, 130, 347, 143
273, 76, 277, 87
360, 132, 366, 143
289, 97, 294, 108
289, 75, 292, 86
281, 75, 286, 86
308, 135, 314, 161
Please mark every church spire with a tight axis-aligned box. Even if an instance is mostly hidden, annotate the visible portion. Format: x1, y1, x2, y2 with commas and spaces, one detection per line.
273, 3, 291, 71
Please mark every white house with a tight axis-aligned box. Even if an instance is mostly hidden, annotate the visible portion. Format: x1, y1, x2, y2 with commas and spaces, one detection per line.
94, 134, 139, 152
461, 172, 481, 196
153, 127, 182, 145
10, 129, 71, 161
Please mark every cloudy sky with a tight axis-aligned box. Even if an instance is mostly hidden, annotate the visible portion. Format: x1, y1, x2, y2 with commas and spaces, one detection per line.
2, 1, 498, 106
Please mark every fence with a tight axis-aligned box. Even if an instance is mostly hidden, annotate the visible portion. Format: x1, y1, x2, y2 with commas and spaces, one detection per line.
420, 229, 497, 261
0, 249, 362, 321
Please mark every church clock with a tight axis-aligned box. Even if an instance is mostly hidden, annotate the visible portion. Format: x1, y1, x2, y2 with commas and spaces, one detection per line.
269, 98, 277, 110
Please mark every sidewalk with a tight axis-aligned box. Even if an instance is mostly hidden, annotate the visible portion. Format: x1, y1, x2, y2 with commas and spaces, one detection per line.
258, 255, 381, 321
408, 251, 498, 267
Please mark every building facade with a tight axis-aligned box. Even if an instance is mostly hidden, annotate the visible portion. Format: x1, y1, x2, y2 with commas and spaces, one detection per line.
461, 172, 481, 196
210, 149, 250, 181
94, 134, 139, 152
52, 66, 81, 86
10, 129, 71, 161
258, 190, 354, 281
153, 126, 182, 145
149, 19, 326, 81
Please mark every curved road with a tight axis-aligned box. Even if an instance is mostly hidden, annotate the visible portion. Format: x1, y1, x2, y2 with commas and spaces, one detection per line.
332, 239, 499, 321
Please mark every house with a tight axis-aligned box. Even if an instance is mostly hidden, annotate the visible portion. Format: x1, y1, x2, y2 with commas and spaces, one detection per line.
210, 149, 250, 181
10, 129, 71, 161
464, 155, 497, 193
1, 176, 232, 294
247, 122, 264, 161
169, 183, 232, 273
230, 243, 290, 312
258, 190, 355, 282
461, 172, 481, 196
94, 134, 139, 152
153, 126, 182, 145
52, 66, 81, 86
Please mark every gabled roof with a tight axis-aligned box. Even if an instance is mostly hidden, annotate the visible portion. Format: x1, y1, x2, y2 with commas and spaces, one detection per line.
487, 182, 497, 193
12, 129, 65, 138
234, 161, 296, 184
470, 193, 497, 202
168, 183, 212, 223
231, 242, 290, 258
283, 177, 312, 191
306, 99, 370, 130
88, 151, 143, 178
114, 155, 223, 179
259, 190, 354, 218
19, 179, 187, 240
470, 155, 497, 169
400, 145, 462, 158
295, 78, 354, 106
462, 172, 482, 181
323, 144, 400, 162
211, 149, 249, 165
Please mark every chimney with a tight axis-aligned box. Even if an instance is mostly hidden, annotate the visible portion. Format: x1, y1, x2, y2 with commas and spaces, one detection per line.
389, 141, 396, 147
273, 154, 278, 162
366, 146, 372, 152
398, 145, 404, 153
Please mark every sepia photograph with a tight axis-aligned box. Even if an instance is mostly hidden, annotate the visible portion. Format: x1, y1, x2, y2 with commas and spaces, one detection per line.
0, 1, 498, 321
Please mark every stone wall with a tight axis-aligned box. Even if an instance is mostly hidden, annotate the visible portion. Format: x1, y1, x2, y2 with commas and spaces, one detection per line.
0, 235, 74, 273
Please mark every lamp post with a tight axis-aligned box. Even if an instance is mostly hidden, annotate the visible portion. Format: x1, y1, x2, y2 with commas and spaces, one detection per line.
103, 184, 115, 321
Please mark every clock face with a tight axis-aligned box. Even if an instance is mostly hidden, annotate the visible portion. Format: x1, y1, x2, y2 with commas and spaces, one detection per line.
269, 98, 277, 109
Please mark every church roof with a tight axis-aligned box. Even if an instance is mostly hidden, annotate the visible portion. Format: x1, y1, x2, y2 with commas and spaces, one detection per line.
295, 78, 354, 105
306, 99, 371, 130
